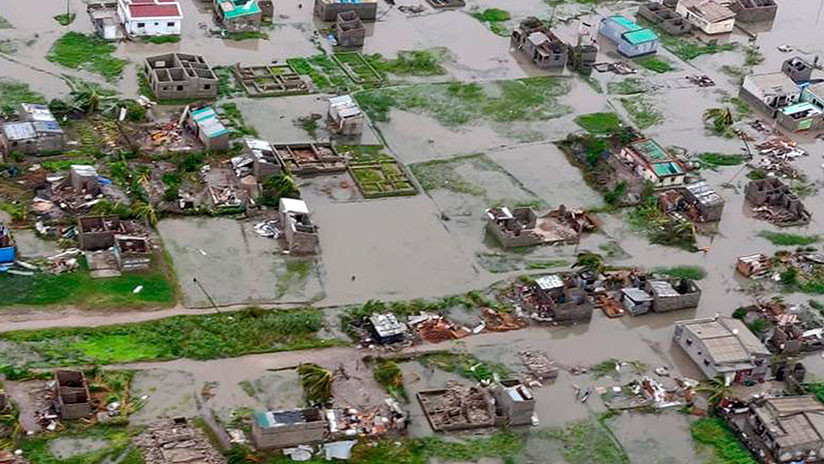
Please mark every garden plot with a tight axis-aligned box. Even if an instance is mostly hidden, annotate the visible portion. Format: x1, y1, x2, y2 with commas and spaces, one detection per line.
158, 217, 323, 307
332, 52, 384, 85
338, 145, 417, 199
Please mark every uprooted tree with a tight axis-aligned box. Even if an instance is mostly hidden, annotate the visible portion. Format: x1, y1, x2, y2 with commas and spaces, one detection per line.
297, 363, 333, 407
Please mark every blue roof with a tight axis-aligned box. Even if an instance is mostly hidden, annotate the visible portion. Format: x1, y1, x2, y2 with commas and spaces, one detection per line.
623, 28, 658, 45
609, 15, 642, 31
191, 107, 229, 139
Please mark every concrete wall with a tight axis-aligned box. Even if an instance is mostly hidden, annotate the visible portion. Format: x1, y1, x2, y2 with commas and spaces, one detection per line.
729, 0, 777, 23
648, 282, 701, 312
251, 420, 326, 449
124, 17, 181, 36
617, 39, 658, 57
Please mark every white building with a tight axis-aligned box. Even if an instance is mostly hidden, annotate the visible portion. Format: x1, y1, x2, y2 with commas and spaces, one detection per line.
675, 0, 736, 35
117, 0, 182, 37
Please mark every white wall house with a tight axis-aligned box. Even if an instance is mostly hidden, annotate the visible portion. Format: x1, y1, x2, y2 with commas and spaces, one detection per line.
676, 0, 735, 35
117, 0, 182, 36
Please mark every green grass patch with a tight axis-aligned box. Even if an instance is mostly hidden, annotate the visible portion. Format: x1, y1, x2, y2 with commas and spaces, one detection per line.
620, 95, 663, 129
287, 54, 351, 91
744, 45, 764, 66
275, 258, 314, 298
759, 231, 819, 246
636, 55, 673, 73
416, 351, 510, 382
373, 359, 407, 401
537, 417, 629, 464
41, 157, 96, 172
0, 79, 46, 115
409, 153, 491, 196
0, 258, 175, 309
607, 77, 646, 95
53, 13, 76, 26
366, 49, 446, 77
142, 35, 180, 44
2, 307, 340, 366
0, 16, 11, 29
224, 31, 269, 41
575, 112, 623, 134
471, 8, 512, 36
47, 32, 127, 80
642, 19, 737, 61
20, 424, 139, 464
653, 265, 706, 280
627, 195, 697, 251
355, 77, 571, 127
690, 417, 756, 464
698, 152, 744, 166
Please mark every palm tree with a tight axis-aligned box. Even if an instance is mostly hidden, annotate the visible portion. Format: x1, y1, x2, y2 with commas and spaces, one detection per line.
131, 201, 158, 227
702, 107, 733, 134
297, 363, 334, 406
696, 376, 732, 409
573, 252, 605, 275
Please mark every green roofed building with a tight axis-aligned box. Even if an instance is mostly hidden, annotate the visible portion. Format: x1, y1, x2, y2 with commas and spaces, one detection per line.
214, 0, 263, 32
599, 15, 659, 57
619, 138, 686, 188
186, 105, 230, 151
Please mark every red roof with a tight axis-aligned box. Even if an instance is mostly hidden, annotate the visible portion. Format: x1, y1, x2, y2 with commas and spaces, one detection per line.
128, 2, 181, 18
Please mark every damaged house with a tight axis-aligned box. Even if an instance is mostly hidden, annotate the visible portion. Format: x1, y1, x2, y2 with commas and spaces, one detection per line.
736, 253, 770, 278
368, 313, 407, 344
274, 143, 347, 176
491, 380, 536, 426
279, 198, 318, 255
618, 139, 686, 189
314, 0, 377, 21
637, 1, 691, 35
646, 279, 701, 312
745, 396, 824, 464
136, 418, 225, 464
658, 180, 725, 223
0, 104, 65, 158
230, 138, 284, 196
673, 316, 771, 385
745, 178, 811, 226
675, 0, 736, 35
728, 0, 778, 23
527, 274, 594, 324
144, 53, 218, 101
484, 205, 597, 248
510, 17, 568, 69
335, 10, 365, 47
328, 95, 364, 136
87, 2, 123, 40
418, 382, 498, 432
251, 408, 327, 449
782, 56, 814, 84
232, 63, 311, 97
54, 370, 92, 420
78, 215, 152, 275
214, 0, 262, 32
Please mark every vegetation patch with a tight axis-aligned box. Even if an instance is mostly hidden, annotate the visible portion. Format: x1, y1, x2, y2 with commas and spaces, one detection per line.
641, 19, 737, 60
47, 32, 128, 80
274, 258, 314, 298
607, 78, 647, 95
287, 54, 352, 92
53, 13, 76, 26
415, 351, 510, 383
373, 359, 407, 401
653, 265, 706, 280
1, 307, 340, 366
690, 417, 756, 464
759, 231, 819, 246
537, 417, 629, 464
409, 153, 496, 196
627, 194, 697, 251
0, 16, 11, 29
341, 146, 416, 199
355, 77, 571, 127
698, 152, 744, 166
619, 96, 663, 129
224, 31, 269, 41
0, 80, 46, 116
471, 8, 511, 36
0, 258, 175, 309
636, 56, 674, 73
20, 424, 141, 464
365, 49, 446, 77
575, 112, 623, 134
142, 35, 180, 44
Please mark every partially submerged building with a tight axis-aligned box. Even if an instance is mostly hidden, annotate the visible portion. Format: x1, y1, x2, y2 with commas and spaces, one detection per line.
214, 0, 262, 32
510, 17, 568, 69
368, 313, 407, 344
745, 178, 811, 226
232, 63, 311, 97
736, 253, 770, 278
185, 105, 230, 151
659, 181, 725, 223
54, 370, 92, 420
637, 1, 691, 35
646, 279, 701, 312
232, 138, 284, 184
492, 381, 536, 426
776, 102, 824, 132
279, 198, 318, 255
144, 53, 218, 101
801, 82, 824, 112
87, 2, 123, 40
335, 10, 365, 47
328, 95, 364, 136
728, 0, 778, 23
675, 0, 735, 35
673, 316, 771, 385
485, 206, 597, 248
78, 215, 127, 250
599, 15, 659, 57
251, 409, 326, 449
117, 0, 183, 37
314, 0, 377, 21
782, 56, 814, 84
621, 287, 654, 316
745, 396, 824, 463
529, 274, 594, 324
274, 143, 347, 176
0, 104, 65, 158
739, 73, 801, 116
136, 418, 224, 464
418, 383, 497, 432
618, 139, 685, 189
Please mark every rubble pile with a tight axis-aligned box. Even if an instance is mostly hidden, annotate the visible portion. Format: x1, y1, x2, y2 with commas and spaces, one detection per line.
519, 350, 559, 383
753, 136, 807, 178
327, 401, 405, 438
408, 313, 470, 343
417, 382, 497, 432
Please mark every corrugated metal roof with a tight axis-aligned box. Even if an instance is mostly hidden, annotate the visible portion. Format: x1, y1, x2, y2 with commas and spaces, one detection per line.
2, 122, 36, 141
220, 0, 262, 19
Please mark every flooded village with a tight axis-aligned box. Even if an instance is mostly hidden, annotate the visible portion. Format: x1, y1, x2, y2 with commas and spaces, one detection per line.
0, 0, 824, 462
